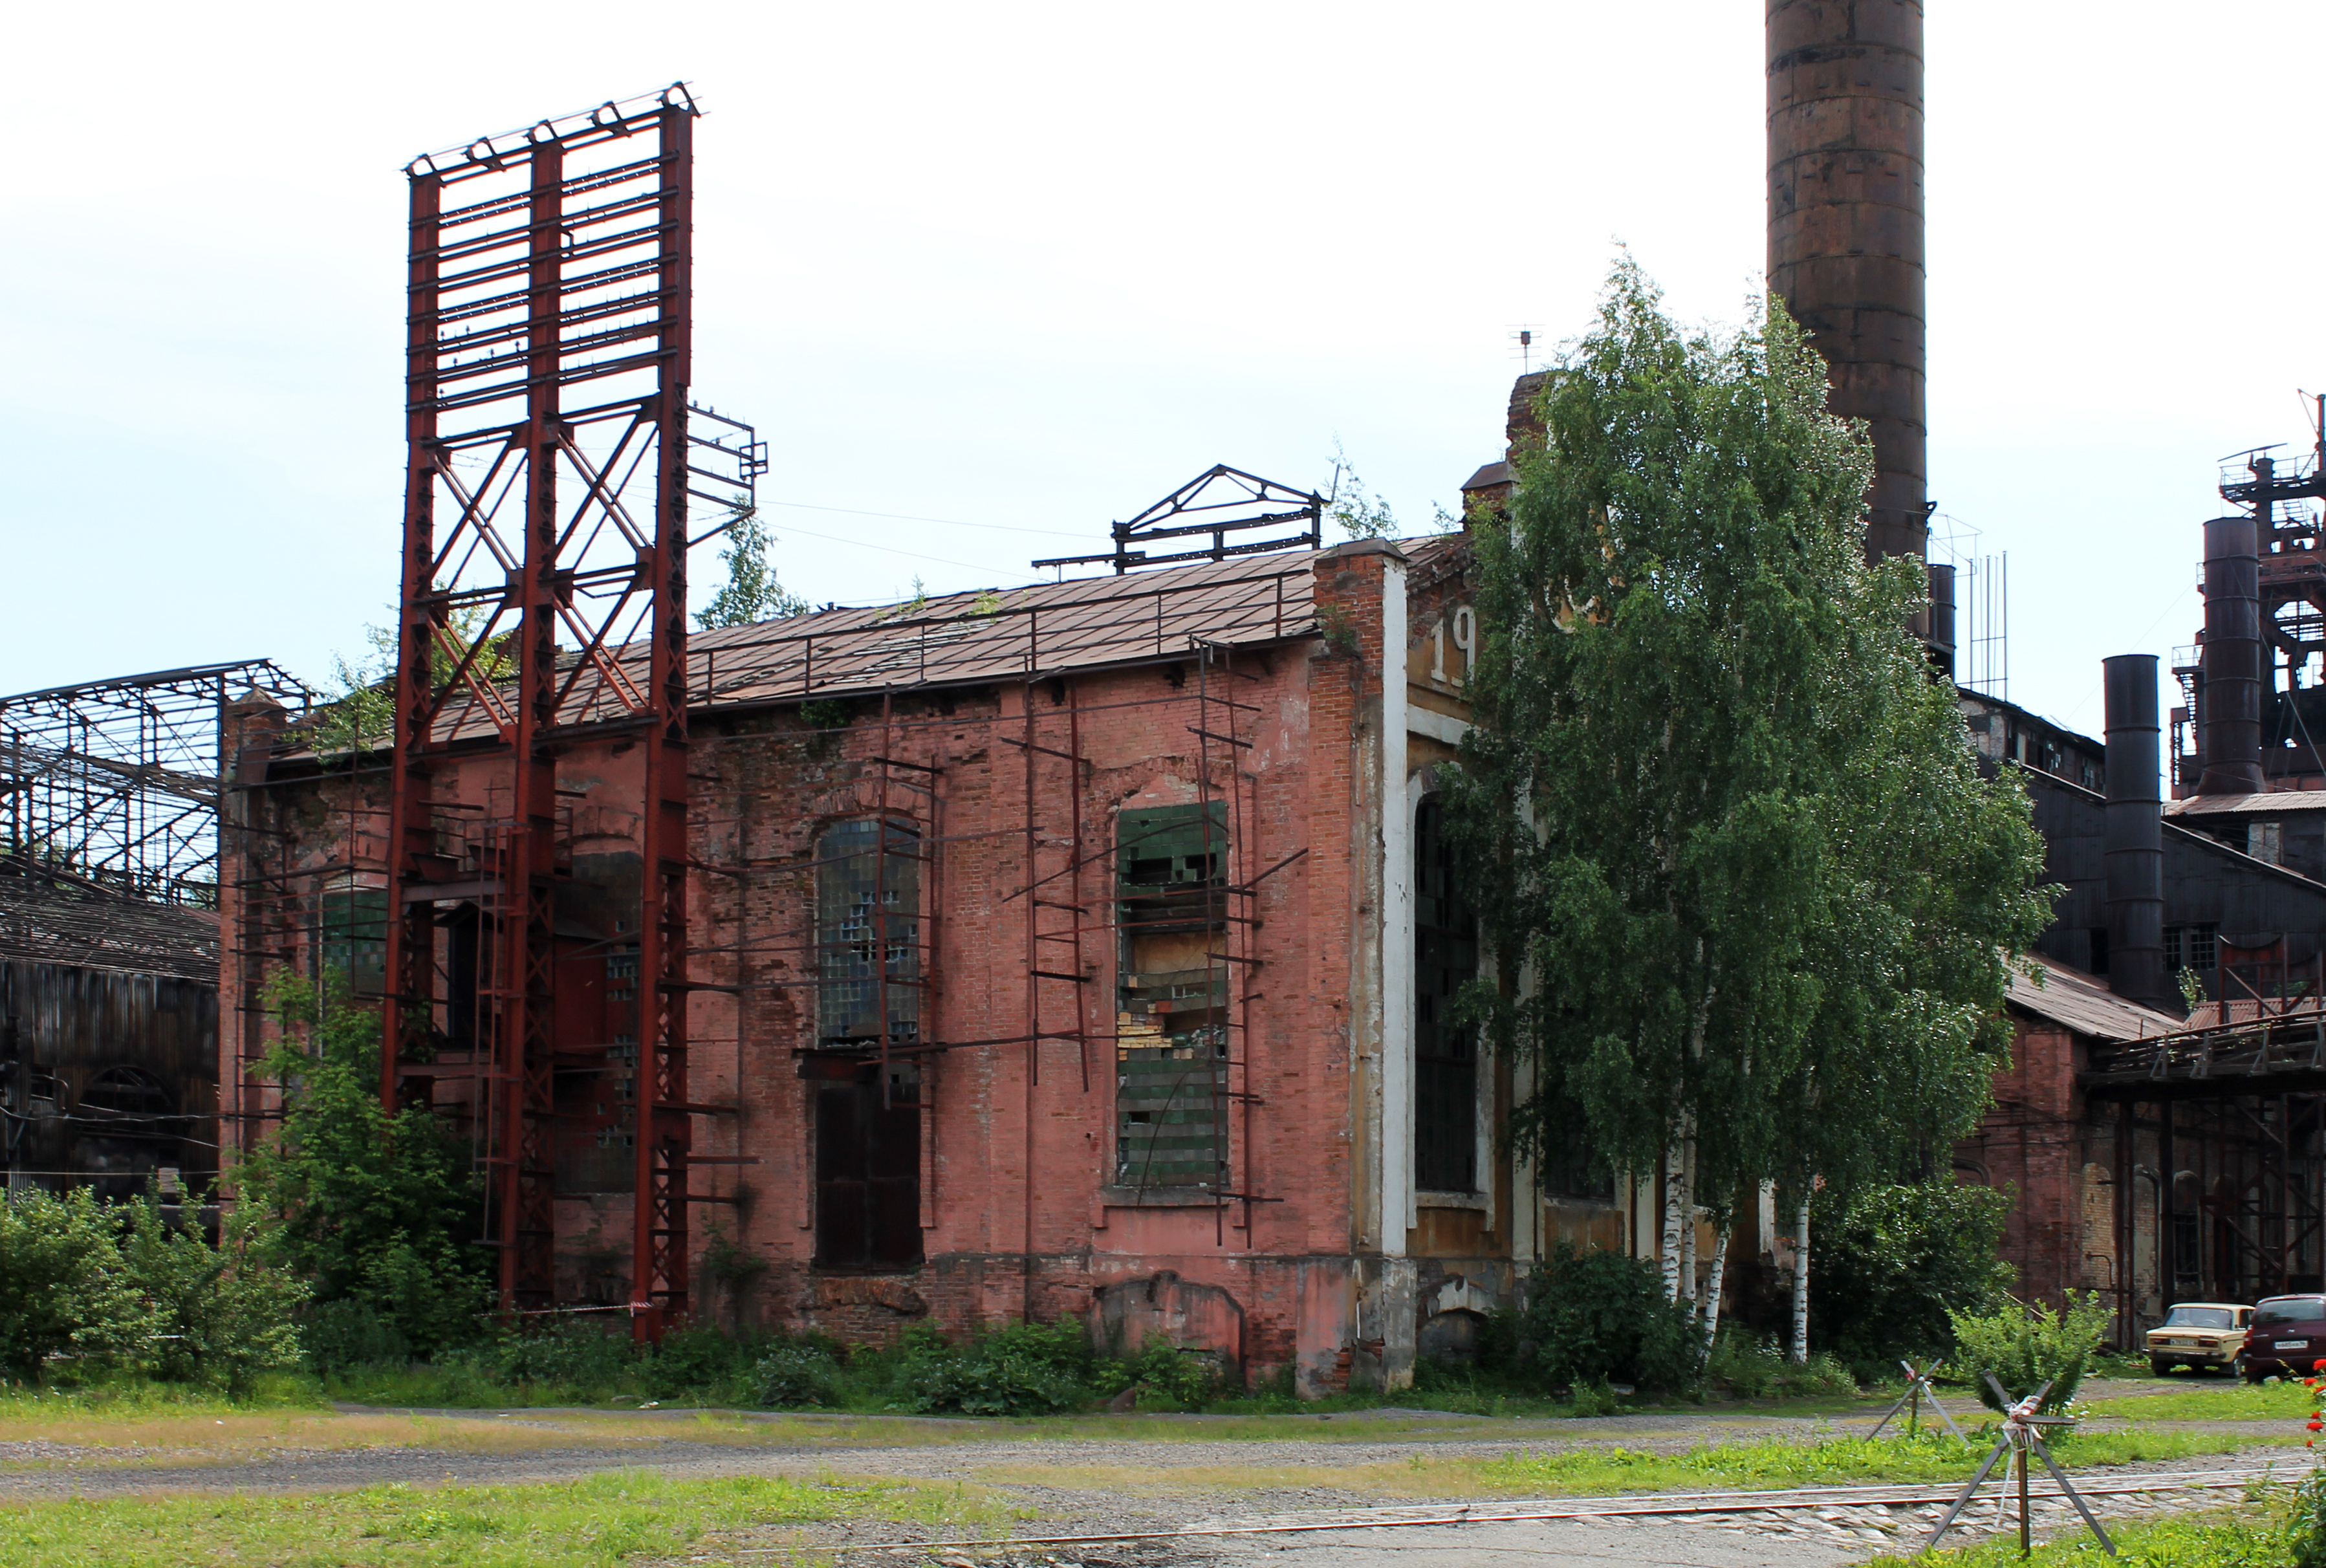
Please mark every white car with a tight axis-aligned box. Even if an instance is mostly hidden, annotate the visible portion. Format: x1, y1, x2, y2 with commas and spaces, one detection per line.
2145, 1302, 2254, 1376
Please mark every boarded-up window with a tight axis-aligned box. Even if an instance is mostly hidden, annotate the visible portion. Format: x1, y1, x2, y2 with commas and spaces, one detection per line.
1414, 798, 1478, 1193
814, 1065, 922, 1269
1116, 803, 1228, 1188
815, 820, 920, 1047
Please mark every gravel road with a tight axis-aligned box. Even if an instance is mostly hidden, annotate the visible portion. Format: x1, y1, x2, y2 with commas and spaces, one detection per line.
0, 1378, 2303, 1566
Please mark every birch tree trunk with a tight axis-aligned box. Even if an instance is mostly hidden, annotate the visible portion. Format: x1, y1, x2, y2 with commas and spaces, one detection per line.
1677, 1145, 1698, 1302
1701, 1225, 1731, 1346
1788, 1196, 1812, 1364
1660, 1140, 1688, 1301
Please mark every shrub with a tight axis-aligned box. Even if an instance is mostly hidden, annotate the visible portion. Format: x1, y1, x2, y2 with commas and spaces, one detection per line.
1501, 1243, 1704, 1395
235, 970, 492, 1360
2290, 1463, 2326, 1568
116, 1188, 307, 1393
755, 1342, 842, 1408
301, 1300, 411, 1371
483, 1317, 633, 1391
1948, 1292, 2111, 1413
0, 1187, 141, 1380
891, 1320, 1095, 1416
1810, 1179, 2014, 1371
1706, 1325, 1858, 1401
1121, 1334, 1224, 1410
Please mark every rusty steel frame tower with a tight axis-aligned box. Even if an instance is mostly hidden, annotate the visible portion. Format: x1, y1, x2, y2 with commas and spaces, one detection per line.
386, 85, 741, 1333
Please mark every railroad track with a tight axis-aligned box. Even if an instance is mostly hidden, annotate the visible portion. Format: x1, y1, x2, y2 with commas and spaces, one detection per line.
796, 1461, 2312, 1554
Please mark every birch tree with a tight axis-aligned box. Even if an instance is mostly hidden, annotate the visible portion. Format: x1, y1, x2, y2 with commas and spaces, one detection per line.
1448, 259, 2049, 1347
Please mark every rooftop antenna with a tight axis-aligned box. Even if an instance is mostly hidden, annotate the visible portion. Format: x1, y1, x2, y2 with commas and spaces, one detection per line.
1508, 324, 1539, 374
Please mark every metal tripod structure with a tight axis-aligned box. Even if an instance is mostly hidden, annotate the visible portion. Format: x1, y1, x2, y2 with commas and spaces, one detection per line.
1923, 1377, 2117, 1558
1867, 1358, 1969, 1444
383, 84, 759, 1333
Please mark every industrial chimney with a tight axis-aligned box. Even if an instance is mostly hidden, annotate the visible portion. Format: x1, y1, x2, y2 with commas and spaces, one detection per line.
2102, 655, 2170, 1009
1766, 2, 1946, 664
2195, 516, 2265, 796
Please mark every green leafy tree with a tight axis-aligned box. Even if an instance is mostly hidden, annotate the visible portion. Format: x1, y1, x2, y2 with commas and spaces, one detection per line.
697, 501, 809, 629
314, 610, 517, 757
235, 968, 490, 1357
1809, 1179, 2015, 1370
1448, 258, 2050, 1351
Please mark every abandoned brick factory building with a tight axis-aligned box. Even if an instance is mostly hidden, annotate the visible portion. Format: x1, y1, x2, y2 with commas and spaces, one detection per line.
220, 503, 1589, 1390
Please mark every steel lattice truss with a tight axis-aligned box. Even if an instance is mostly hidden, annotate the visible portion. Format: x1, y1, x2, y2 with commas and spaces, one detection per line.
388, 84, 757, 1327
0, 661, 310, 906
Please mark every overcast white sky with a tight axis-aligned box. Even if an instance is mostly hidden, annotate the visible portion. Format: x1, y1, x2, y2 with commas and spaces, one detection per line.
5, 1, 2321, 733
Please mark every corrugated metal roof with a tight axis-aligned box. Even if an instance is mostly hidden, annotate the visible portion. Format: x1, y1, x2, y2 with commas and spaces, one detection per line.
2008, 953, 2180, 1042
2179, 996, 2326, 1030
413, 535, 1466, 743
2166, 792, 2326, 816
0, 876, 219, 982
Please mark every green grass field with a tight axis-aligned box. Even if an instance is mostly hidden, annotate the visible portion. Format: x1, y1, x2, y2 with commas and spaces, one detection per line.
1472, 1428, 2302, 1497
2080, 1377, 2318, 1423
0, 1470, 999, 1568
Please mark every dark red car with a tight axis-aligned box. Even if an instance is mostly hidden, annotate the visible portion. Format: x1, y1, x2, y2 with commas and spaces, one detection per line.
2242, 1294, 2326, 1381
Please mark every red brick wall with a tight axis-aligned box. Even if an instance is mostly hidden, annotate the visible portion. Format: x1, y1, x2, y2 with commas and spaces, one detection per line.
1958, 1016, 2091, 1310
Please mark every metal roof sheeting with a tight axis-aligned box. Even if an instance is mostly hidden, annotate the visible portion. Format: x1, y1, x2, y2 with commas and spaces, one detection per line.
2166, 792, 2326, 816
2008, 953, 2180, 1043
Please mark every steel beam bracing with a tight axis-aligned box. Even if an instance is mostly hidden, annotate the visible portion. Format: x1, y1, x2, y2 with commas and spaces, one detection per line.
0, 660, 308, 907
386, 83, 759, 1333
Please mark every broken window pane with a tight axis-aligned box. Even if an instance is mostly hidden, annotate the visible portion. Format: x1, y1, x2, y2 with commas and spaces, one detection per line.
1115, 803, 1228, 1188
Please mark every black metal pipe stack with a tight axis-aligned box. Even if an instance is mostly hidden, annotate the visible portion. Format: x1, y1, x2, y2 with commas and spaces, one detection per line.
2196, 516, 2265, 796
1928, 563, 1956, 678
2103, 654, 2169, 1009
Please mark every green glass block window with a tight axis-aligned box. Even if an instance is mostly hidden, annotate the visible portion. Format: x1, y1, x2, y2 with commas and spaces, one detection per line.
816, 819, 920, 1047
320, 887, 388, 998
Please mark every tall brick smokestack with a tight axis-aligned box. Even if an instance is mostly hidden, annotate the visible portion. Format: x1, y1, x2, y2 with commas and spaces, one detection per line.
1767, 2, 1942, 660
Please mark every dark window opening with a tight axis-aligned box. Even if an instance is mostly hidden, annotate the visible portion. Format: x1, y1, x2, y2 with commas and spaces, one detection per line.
444, 904, 481, 1050
2166, 924, 2220, 973
1116, 803, 1229, 1188
1414, 798, 1479, 1193
813, 1064, 922, 1269
816, 819, 920, 1047
2089, 926, 2110, 977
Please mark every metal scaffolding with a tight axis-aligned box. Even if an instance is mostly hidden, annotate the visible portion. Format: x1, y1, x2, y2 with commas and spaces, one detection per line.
0, 660, 310, 907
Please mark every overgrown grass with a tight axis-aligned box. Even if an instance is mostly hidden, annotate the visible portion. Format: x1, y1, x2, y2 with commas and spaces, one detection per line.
1472, 1428, 2299, 1497
0, 1371, 325, 1418
2080, 1377, 2316, 1423
0, 1468, 999, 1568
1873, 1500, 2293, 1567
